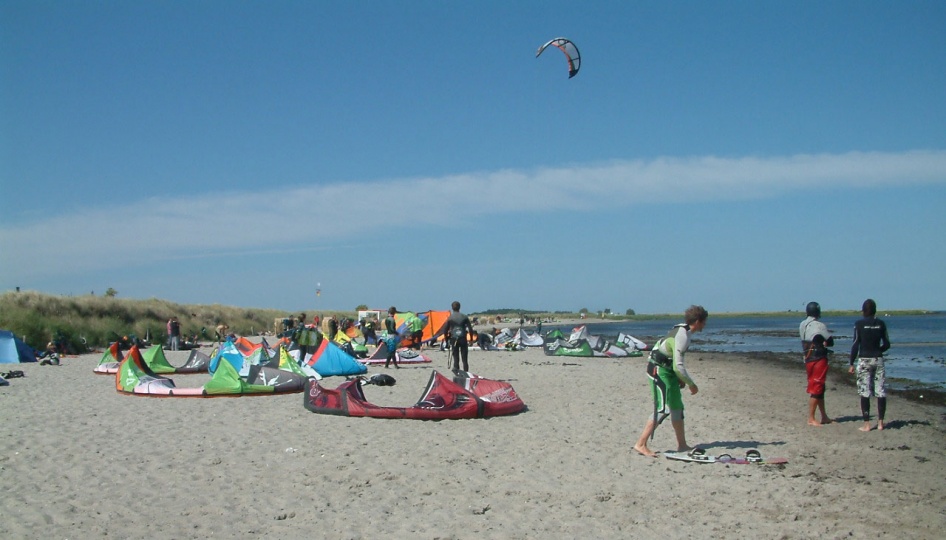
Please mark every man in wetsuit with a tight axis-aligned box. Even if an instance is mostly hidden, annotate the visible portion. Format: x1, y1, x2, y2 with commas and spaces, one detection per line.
633, 305, 708, 458
800, 301, 834, 426
443, 301, 474, 372
849, 298, 891, 432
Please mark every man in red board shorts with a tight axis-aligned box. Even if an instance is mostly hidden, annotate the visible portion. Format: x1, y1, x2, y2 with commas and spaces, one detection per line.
800, 301, 834, 426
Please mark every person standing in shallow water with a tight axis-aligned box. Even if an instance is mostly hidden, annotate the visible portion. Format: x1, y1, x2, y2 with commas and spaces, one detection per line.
850, 298, 891, 432
633, 305, 708, 458
800, 301, 834, 426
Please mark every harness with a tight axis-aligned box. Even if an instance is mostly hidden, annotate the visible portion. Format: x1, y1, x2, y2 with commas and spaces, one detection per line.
649, 348, 672, 367
648, 324, 689, 436
649, 324, 688, 367
801, 319, 828, 362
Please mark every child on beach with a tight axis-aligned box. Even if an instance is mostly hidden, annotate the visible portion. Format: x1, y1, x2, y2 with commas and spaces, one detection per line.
633, 305, 708, 458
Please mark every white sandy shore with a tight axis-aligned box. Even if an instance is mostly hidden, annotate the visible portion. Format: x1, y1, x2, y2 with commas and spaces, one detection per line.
1, 341, 944, 539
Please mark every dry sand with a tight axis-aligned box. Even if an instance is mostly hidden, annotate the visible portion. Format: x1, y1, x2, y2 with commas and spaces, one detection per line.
1, 339, 944, 539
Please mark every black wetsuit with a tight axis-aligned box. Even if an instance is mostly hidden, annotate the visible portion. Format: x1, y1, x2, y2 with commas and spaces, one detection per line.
445, 311, 473, 372
850, 317, 890, 366
851, 316, 891, 422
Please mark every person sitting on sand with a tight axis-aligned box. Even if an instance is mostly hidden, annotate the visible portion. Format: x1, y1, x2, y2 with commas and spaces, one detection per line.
473, 328, 496, 350
800, 301, 834, 426
633, 305, 708, 458
849, 298, 891, 432
38, 341, 60, 366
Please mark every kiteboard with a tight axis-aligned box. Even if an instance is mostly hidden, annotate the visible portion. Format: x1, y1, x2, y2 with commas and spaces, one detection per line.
664, 448, 787, 465
717, 449, 788, 465
664, 448, 717, 463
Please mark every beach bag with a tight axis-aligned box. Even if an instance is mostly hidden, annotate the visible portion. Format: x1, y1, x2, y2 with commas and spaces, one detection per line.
365, 373, 396, 386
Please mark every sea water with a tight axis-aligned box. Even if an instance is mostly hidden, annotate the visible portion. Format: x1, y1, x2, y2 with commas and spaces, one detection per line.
543, 313, 946, 390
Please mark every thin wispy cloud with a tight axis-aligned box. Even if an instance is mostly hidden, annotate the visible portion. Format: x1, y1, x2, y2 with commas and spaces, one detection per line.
2, 150, 944, 282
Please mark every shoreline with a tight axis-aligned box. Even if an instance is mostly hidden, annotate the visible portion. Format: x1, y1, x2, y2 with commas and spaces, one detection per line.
736, 350, 946, 409
500, 318, 946, 403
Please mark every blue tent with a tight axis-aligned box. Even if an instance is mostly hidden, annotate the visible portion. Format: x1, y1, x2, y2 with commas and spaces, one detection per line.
0, 330, 37, 363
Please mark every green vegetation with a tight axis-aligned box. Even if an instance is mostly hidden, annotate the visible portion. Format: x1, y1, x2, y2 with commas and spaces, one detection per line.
2, 291, 935, 353
0, 290, 354, 352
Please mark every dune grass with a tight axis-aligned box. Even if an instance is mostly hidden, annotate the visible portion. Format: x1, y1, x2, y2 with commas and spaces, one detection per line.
0, 290, 352, 352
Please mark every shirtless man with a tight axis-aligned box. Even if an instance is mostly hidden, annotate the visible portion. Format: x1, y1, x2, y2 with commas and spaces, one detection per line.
215, 324, 230, 344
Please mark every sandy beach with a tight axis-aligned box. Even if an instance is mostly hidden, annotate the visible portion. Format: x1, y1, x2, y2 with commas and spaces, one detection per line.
2, 339, 944, 539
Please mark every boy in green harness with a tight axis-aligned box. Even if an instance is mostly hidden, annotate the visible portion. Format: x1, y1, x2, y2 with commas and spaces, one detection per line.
633, 305, 708, 458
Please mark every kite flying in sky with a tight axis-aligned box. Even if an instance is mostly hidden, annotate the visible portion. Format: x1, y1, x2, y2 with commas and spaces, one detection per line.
535, 37, 581, 79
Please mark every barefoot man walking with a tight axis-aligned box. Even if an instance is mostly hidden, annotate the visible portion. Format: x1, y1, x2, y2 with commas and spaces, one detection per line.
633, 305, 708, 458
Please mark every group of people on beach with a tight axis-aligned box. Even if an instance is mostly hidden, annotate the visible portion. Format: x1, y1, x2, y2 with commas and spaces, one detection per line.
800, 299, 890, 432
381, 302, 475, 372
633, 298, 891, 458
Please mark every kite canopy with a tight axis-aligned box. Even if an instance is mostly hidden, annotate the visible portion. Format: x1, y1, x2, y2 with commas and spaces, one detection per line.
93, 341, 124, 374
298, 336, 367, 377
115, 343, 308, 397
304, 371, 526, 420
536, 37, 581, 78
543, 325, 645, 357
95, 343, 210, 375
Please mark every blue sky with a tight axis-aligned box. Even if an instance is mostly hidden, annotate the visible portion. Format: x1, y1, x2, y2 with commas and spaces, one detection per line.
2, 1, 945, 315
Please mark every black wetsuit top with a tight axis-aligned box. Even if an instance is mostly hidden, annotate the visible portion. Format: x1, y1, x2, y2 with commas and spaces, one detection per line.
850, 316, 890, 366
